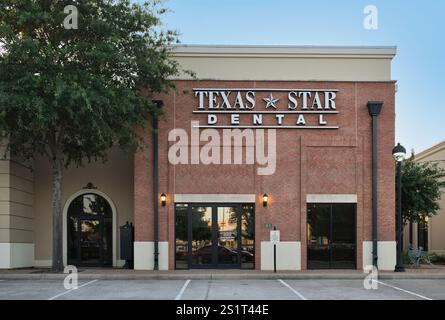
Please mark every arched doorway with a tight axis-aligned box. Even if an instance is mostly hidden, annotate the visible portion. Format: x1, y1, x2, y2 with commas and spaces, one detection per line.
66, 192, 113, 267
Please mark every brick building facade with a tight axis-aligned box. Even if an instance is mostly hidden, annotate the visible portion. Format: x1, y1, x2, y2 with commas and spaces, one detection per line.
0, 45, 397, 271
133, 45, 397, 271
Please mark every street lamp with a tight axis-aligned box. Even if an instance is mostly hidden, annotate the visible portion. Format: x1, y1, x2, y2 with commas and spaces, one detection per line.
393, 142, 406, 272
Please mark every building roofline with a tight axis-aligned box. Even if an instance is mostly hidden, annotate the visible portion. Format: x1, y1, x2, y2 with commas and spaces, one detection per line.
415, 140, 445, 161
170, 44, 397, 59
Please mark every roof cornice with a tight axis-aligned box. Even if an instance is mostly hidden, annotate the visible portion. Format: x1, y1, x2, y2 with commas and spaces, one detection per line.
415, 140, 445, 161
170, 44, 397, 59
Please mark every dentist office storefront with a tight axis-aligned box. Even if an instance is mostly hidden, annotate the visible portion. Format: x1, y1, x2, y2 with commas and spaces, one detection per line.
133, 45, 398, 271
0, 45, 398, 271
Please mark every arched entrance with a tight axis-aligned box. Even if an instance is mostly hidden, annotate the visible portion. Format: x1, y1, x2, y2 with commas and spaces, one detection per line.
65, 192, 114, 267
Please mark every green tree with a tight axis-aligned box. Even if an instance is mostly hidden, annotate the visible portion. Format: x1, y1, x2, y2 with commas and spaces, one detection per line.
401, 156, 445, 224
0, 0, 182, 271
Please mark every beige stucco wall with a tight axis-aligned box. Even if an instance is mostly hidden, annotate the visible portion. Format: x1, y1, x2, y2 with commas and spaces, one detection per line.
404, 142, 445, 254
33, 147, 134, 266
171, 45, 396, 81
417, 144, 445, 254
0, 144, 35, 268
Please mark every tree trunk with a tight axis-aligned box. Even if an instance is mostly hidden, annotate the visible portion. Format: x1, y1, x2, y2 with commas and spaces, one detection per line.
51, 156, 64, 272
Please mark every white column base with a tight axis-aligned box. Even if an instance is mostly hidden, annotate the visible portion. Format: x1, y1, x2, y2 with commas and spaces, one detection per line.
134, 241, 169, 270
260, 241, 301, 270
362, 241, 396, 271
0, 243, 35, 269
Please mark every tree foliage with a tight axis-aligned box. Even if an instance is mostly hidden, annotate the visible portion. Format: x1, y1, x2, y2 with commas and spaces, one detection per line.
401, 156, 445, 224
0, 0, 181, 164
0, 0, 183, 271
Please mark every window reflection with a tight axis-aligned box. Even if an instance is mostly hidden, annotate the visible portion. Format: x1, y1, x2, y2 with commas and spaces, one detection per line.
67, 193, 113, 266
241, 204, 255, 269
175, 204, 188, 269
307, 203, 356, 269
174, 203, 255, 269
191, 206, 213, 265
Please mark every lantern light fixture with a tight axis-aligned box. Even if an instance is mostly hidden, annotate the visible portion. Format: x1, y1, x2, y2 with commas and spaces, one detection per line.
160, 193, 166, 207
263, 193, 268, 208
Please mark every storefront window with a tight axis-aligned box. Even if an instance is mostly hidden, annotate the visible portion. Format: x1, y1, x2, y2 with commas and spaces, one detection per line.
175, 203, 255, 269
307, 203, 356, 269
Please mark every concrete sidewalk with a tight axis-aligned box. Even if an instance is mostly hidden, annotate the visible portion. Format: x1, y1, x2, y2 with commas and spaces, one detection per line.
1, 266, 445, 280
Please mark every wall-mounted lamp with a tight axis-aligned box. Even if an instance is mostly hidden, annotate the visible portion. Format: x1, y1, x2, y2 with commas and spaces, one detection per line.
160, 193, 166, 207
263, 193, 268, 208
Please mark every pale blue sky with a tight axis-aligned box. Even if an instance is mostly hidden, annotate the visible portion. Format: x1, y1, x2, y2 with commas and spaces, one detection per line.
157, 0, 445, 154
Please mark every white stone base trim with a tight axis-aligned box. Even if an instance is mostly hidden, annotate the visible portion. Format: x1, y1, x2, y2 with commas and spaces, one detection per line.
33, 259, 127, 268
260, 241, 301, 270
134, 241, 168, 270
0, 243, 35, 269
362, 241, 396, 271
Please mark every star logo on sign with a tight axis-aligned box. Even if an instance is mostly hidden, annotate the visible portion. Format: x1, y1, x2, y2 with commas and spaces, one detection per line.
263, 93, 279, 109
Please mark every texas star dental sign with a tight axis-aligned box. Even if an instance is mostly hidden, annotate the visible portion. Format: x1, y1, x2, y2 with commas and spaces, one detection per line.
192, 88, 339, 129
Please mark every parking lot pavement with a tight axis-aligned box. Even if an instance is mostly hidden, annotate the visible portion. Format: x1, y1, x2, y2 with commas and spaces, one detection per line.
382, 279, 445, 300
280, 279, 433, 300
0, 279, 443, 300
181, 280, 300, 300
0, 279, 95, 300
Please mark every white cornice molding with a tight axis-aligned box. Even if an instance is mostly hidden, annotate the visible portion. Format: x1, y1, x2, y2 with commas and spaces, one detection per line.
415, 140, 445, 161
170, 44, 397, 59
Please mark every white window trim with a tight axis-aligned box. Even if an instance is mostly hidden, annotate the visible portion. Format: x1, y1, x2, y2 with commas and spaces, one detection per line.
306, 194, 357, 203
174, 194, 256, 203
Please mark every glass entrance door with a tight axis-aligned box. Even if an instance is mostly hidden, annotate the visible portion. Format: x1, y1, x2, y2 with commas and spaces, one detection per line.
217, 207, 240, 267
80, 219, 101, 264
190, 206, 213, 267
67, 193, 113, 267
307, 203, 356, 269
175, 203, 254, 269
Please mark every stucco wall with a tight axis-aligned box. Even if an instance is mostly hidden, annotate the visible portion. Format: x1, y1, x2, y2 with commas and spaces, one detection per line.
417, 145, 445, 254
0, 145, 35, 268
33, 147, 134, 266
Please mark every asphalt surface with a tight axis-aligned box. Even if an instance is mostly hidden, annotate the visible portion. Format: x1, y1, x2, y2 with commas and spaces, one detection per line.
0, 278, 444, 300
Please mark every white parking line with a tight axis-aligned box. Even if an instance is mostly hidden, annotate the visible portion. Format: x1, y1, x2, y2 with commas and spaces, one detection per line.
277, 279, 307, 300
374, 280, 433, 300
175, 279, 191, 300
48, 279, 98, 300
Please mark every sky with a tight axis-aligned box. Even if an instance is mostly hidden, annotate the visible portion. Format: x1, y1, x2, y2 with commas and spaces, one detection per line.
155, 0, 445, 154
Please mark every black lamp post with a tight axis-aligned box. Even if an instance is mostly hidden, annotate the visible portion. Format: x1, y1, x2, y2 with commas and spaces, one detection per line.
393, 142, 406, 272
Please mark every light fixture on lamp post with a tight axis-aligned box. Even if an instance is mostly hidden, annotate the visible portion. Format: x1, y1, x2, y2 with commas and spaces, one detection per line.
393, 142, 406, 272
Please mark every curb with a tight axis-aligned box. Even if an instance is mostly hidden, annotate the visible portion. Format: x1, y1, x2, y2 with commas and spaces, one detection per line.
2, 273, 445, 281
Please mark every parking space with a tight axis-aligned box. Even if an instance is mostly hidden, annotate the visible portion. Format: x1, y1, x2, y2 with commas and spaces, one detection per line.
0, 279, 95, 300
56, 280, 187, 300
181, 280, 300, 300
382, 279, 445, 300
280, 279, 430, 300
0, 278, 443, 300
